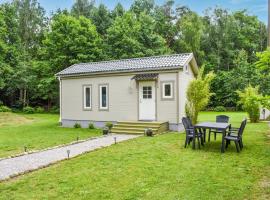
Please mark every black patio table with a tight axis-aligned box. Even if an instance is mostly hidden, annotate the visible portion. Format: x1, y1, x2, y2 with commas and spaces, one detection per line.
194, 122, 231, 153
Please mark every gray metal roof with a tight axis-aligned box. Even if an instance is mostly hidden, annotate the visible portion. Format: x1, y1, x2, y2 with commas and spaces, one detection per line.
56, 53, 193, 77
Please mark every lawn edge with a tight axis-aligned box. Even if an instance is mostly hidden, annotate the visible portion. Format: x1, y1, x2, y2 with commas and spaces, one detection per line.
0, 134, 141, 183
0, 132, 104, 162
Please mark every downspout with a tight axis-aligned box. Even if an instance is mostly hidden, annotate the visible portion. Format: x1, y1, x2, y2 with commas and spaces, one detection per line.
58, 77, 62, 125
176, 71, 180, 128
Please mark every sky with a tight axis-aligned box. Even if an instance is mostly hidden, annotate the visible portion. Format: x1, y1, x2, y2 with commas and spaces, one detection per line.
0, 0, 268, 23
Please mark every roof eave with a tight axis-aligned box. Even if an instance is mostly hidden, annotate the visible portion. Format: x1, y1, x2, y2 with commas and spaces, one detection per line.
56, 66, 184, 78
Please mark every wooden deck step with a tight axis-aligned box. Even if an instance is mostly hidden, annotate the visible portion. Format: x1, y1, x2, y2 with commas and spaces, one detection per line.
111, 121, 169, 135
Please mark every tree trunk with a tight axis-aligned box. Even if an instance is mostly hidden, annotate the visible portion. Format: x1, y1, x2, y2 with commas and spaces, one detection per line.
19, 89, 23, 103
23, 88, 27, 107
47, 98, 52, 111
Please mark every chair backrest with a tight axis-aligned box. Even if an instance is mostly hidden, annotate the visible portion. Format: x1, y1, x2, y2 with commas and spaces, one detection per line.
182, 117, 189, 130
187, 117, 193, 128
182, 117, 192, 135
216, 115, 230, 123
238, 118, 247, 137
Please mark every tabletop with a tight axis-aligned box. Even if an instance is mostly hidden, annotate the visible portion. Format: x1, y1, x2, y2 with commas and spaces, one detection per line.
195, 122, 231, 130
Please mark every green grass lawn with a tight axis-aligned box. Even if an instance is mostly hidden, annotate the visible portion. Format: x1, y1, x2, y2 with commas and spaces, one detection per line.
0, 112, 269, 200
0, 113, 101, 158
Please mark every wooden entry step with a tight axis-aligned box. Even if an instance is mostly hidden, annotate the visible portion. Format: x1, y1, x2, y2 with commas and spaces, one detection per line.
111, 121, 169, 135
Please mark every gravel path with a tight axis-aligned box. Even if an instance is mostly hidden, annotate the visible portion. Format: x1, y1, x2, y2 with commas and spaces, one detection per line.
0, 134, 141, 181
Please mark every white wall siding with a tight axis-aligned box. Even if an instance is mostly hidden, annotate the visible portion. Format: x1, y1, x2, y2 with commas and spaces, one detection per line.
156, 72, 178, 123
62, 75, 138, 121
178, 64, 196, 123
61, 69, 195, 126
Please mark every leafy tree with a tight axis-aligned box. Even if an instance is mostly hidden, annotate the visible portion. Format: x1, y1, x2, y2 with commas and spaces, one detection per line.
11, 0, 48, 107
111, 3, 125, 19
0, 2, 21, 106
153, 0, 176, 48
210, 50, 260, 108
174, 11, 204, 64
71, 0, 94, 18
130, 0, 154, 15
14, 0, 47, 57
186, 67, 215, 124
42, 14, 103, 73
90, 4, 112, 36
202, 8, 267, 73
107, 12, 169, 59
255, 48, 270, 95
237, 85, 262, 123
137, 12, 170, 56
256, 48, 270, 73
106, 12, 142, 59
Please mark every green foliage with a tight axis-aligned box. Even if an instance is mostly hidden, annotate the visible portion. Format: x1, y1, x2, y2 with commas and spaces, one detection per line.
107, 12, 169, 59
74, 123, 81, 128
105, 122, 113, 130
186, 66, 215, 124
88, 123, 95, 129
174, 11, 204, 64
23, 106, 35, 114
130, 0, 154, 15
237, 85, 261, 123
35, 106, 45, 113
49, 106, 60, 114
255, 49, 270, 95
209, 50, 261, 108
90, 4, 112, 35
0, 105, 11, 112
71, 0, 94, 18
214, 106, 226, 112
42, 14, 103, 73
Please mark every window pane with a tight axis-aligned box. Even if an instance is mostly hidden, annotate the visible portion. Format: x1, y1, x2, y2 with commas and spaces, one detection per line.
101, 86, 107, 108
164, 84, 171, 97
85, 87, 90, 107
142, 86, 152, 99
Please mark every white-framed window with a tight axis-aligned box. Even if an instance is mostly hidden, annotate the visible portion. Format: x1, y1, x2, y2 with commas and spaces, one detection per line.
99, 84, 109, 110
185, 65, 189, 73
83, 85, 92, 110
161, 81, 174, 100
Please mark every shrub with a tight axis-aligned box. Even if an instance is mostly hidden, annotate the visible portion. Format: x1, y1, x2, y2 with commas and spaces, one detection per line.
23, 106, 35, 114
88, 123, 95, 129
0, 106, 11, 112
35, 107, 45, 113
237, 85, 261, 123
214, 106, 226, 112
0, 101, 3, 106
105, 122, 113, 130
49, 106, 60, 114
185, 66, 215, 124
74, 123, 81, 128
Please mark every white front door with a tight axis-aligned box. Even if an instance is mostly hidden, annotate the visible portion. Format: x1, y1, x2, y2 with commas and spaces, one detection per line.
139, 81, 156, 121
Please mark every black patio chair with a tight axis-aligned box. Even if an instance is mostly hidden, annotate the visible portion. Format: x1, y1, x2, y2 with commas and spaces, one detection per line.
224, 119, 247, 152
208, 115, 230, 142
182, 117, 203, 149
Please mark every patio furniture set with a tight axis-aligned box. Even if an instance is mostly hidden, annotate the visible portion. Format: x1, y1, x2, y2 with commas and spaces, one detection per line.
182, 115, 247, 153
